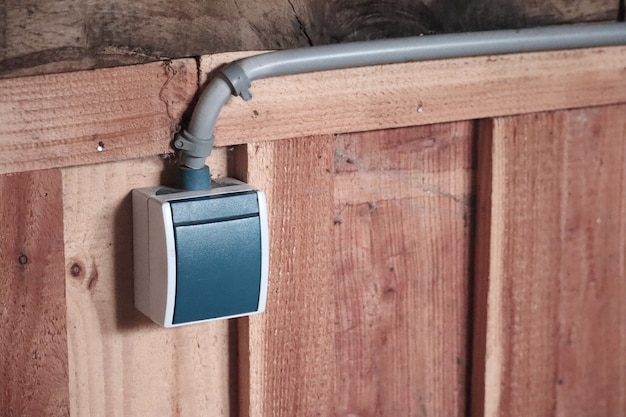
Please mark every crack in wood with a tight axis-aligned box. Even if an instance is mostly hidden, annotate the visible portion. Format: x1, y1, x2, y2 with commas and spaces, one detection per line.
287, 0, 314, 46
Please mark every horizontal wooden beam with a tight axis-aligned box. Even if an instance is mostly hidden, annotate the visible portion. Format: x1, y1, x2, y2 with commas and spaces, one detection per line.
1, 46, 625, 174
206, 46, 626, 146
0, 59, 197, 174
1, 0, 618, 79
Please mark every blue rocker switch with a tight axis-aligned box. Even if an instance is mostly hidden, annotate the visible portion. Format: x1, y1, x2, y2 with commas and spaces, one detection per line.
132, 178, 269, 327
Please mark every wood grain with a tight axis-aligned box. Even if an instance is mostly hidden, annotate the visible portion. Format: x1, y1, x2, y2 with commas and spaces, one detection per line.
333, 124, 474, 416
0, 170, 69, 416
237, 137, 337, 417
0, 0, 618, 78
61, 150, 232, 417
205, 46, 626, 148
472, 105, 626, 417
2, 46, 625, 176
520, 0, 619, 22
0, 58, 196, 175
6, 44, 625, 179
315, 0, 619, 42
0, 0, 312, 79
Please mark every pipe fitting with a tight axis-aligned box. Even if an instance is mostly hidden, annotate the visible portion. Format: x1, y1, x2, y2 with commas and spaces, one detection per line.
219, 63, 253, 101
174, 129, 215, 170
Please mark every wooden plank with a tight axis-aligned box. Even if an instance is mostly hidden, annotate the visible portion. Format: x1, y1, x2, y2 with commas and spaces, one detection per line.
237, 137, 336, 416
471, 105, 626, 416
62, 150, 233, 417
0, 58, 196, 175
2, 45, 624, 175
315, 0, 619, 42
0, 0, 618, 78
0, 0, 312, 79
0, 170, 69, 416
203, 46, 626, 148
332, 123, 473, 416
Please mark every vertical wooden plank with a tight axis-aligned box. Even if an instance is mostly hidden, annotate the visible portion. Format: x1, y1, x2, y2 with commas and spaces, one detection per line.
238, 137, 336, 417
333, 124, 473, 416
62, 151, 232, 417
0, 170, 69, 416
472, 105, 626, 416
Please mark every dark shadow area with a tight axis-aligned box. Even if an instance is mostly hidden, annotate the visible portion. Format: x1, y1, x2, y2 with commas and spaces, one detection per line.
113, 192, 155, 330
463, 119, 481, 417
464, 118, 494, 417
228, 319, 240, 417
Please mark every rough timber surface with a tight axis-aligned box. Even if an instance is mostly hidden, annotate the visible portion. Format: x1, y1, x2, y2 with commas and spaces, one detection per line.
332, 123, 473, 416
234, 121, 474, 416
0, 58, 197, 175
0, 0, 619, 78
237, 136, 337, 417
61, 151, 232, 417
2, 46, 626, 175
471, 105, 626, 417
0, 169, 69, 417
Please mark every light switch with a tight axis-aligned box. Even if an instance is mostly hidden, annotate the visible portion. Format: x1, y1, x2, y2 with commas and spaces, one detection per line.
132, 178, 269, 327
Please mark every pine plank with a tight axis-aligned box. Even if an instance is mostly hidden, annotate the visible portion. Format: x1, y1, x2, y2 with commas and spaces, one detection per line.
472, 105, 626, 416
332, 123, 473, 416
0, 170, 69, 416
237, 137, 336, 417
1, 46, 625, 175
61, 150, 232, 417
0, 58, 196, 175
0, 47, 626, 173
201, 46, 626, 149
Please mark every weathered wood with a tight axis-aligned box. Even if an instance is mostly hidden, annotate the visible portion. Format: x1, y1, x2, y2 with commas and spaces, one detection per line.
2, 46, 625, 175
315, 0, 619, 42
333, 123, 473, 416
0, 170, 69, 416
62, 150, 232, 417
520, 0, 620, 22
472, 105, 626, 416
0, 0, 311, 79
0, 58, 196, 175
237, 137, 337, 416
0, 0, 618, 78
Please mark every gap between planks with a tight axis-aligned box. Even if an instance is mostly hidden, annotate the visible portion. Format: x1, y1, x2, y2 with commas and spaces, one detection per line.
0, 46, 625, 175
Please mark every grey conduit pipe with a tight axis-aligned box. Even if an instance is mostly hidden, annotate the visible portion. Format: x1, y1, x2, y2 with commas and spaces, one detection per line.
174, 22, 626, 190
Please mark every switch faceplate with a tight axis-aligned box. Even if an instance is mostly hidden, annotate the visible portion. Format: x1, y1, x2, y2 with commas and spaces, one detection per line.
132, 178, 269, 327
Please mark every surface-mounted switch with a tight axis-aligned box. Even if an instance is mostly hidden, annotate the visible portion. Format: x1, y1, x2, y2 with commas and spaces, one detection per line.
132, 178, 269, 327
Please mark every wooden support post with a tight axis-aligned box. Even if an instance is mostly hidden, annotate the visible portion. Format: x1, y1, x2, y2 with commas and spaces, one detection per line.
472, 105, 626, 416
236, 137, 337, 417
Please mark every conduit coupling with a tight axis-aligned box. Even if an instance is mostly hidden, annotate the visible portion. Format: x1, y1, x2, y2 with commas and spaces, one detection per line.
174, 22, 626, 188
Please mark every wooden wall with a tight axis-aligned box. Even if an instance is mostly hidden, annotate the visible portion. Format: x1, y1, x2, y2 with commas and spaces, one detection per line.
1, 43, 625, 416
1, 1, 625, 415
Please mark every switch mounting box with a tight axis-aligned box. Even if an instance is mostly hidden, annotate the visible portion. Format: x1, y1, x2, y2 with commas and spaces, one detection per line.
132, 178, 269, 327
